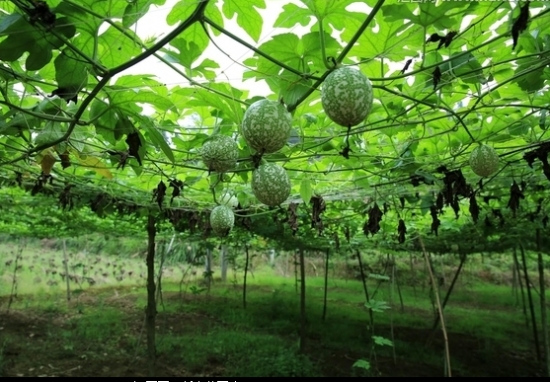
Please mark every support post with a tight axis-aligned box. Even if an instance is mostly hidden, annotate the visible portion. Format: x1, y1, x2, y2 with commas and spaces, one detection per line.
146, 214, 157, 377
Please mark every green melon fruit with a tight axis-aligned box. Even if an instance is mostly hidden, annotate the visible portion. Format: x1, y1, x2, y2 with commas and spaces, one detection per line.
210, 205, 235, 236
200, 135, 239, 173
470, 144, 499, 177
321, 66, 374, 127
251, 163, 291, 206
241, 99, 292, 154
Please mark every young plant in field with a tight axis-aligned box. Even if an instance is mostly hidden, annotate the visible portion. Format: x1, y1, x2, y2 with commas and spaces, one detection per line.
353, 294, 394, 375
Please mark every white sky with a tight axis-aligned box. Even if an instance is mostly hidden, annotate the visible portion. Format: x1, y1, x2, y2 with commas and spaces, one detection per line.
125, 0, 312, 97
119, 0, 506, 101
122, 0, 381, 98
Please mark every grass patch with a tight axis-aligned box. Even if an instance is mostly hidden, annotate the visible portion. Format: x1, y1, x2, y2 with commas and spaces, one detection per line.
157, 329, 320, 377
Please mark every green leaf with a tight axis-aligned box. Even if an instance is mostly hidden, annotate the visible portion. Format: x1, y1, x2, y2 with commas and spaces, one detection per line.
244, 32, 339, 91
176, 85, 244, 125
486, 133, 513, 143
237, 170, 249, 184
514, 61, 546, 92
193, 58, 220, 80
123, 0, 167, 28
174, 133, 209, 151
320, 141, 334, 151
365, 300, 390, 312
0, 13, 24, 34
222, 0, 266, 42
106, 88, 177, 115
420, 193, 434, 216
168, 38, 203, 69
204, 2, 224, 35
34, 122, 65, 147
352, 16, 418, 60
352, 359, 371, 371
4, 113, 38, 134
516, 34, 540, 55
90, 100, 118, 144
372, 335, 393, 347
404, 194, 419, 205
416, 2, 472, 28
166, 1, 195, 25
78, 0, 128, 18
68, 126, 88, 152
508, 121, 530, 136
274, 3, 312, 28
141, 124, 175, 164
382, 4, 416, 22
54, 49, 88, 92
114, 74, 155, 88
0, 15, 76, 71
279, 70, 313, 107
300, 178, 313, 204
56, 1, 99, 37
492, 67, 514, 83
440, 52, 485, 84
98, 24, 142, 68
301, 0, 364, 27
167, 23, 209, 68
114, 114, 134, 141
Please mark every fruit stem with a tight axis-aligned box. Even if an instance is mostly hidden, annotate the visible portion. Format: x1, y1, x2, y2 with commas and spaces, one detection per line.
318, 17, 335, 70
209, 174, 221, 204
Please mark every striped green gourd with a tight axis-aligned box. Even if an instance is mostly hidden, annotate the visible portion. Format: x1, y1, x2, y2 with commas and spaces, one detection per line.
241, 99, 292, 154
251, 163, 291, 206
210, 205, 235, 236
321, 66, 374, 127
470, 144, 499, 177
200, 135, 238, 173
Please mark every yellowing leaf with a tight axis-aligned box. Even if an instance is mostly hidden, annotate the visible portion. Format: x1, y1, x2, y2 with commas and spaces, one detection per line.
38, 150, 57, 175
76, 155, 113, 179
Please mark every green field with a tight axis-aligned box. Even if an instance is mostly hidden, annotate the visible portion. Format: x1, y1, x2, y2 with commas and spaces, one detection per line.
0, 240, 546, 377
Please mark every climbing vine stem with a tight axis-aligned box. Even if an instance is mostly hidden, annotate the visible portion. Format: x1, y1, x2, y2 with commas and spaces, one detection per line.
317, 16, 332, 70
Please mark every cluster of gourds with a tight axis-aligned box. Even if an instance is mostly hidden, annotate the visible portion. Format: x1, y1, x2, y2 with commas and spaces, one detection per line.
201, 65, 498, 236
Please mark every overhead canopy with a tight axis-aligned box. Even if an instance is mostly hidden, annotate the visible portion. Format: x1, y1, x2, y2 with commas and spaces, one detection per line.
0, 0, 548, 252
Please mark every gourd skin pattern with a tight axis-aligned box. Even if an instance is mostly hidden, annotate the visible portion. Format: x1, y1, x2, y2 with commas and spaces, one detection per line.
321, 67, 374, 127
470, 145, 499, 177
201, 135, 239, 173
210, 205, 235, 235
241, 99, 292, 154
252, 163, 291, 206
